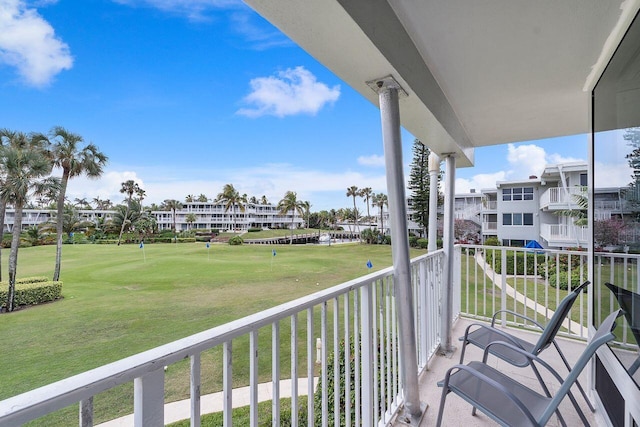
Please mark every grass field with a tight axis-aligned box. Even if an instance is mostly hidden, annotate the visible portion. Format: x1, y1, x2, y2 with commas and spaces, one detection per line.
0, 241, 418, 425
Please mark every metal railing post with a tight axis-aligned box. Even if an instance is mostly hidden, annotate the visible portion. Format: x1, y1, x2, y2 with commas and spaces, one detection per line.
133, 370, 164, 427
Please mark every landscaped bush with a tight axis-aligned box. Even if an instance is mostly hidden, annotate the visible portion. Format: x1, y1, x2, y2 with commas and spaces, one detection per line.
417, 238, 429, 249
408, 236, 418, 247
247, 227, 262, 232
484, 250, 545, 275
0, 279, 62, 309
484, 237, 500, 246
228, 236, 243, 245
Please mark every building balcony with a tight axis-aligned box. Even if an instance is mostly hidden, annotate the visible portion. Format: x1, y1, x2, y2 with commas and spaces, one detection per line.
540, 187, 586, 211
540, 224, 589, 247
0, 246, 633, 426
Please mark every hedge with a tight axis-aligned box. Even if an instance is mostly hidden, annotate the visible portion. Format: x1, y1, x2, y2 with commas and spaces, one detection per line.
0, 279, 62, 309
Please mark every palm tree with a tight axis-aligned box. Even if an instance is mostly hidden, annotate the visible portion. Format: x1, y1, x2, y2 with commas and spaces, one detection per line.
346, 185, 360, 229
0, 132, 59, 311
197, 194, 208, 202
74, 197, 91, 209
185, 194, 195, 203
373, 193, 388, 235
216, 184, 246, 232
117, 180, 145, 245
360, 187, 373, 223
162, 199, 182, 233
50, 126, 107, 280
185, 213, 197, 230
261, 195, 268, 205
277, 191, 305, 244
40, 204, 92, 243
302, 200, 311, 228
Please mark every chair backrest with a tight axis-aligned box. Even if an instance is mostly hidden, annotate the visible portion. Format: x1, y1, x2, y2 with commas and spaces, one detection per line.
539, 309, 621, 425
534, 280, 590, 354
604, 282, 640, 343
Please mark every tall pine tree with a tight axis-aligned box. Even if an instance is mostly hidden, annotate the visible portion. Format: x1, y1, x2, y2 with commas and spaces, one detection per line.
408, 139, 438, 237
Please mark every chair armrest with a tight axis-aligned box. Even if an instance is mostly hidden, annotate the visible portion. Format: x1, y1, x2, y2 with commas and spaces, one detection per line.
460, 322, 528, 350
439, 364, 538, 426
482, 341, 565, 384
490, 309, 545, 330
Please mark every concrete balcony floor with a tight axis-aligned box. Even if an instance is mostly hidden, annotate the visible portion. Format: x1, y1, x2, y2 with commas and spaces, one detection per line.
404, 318, 596, 427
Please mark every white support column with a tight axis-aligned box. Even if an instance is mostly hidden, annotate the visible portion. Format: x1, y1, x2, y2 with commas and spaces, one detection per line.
428, 153, 441, 252
133, 370, 164, 427
441, 154, 456, 354
371, 75, 424, 421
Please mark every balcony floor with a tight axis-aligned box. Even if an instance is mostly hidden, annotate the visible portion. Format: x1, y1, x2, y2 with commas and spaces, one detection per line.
404, 318, 596, 427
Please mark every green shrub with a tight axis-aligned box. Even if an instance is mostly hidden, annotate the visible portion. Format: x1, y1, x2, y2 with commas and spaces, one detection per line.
417, 238, 429, 249
228, 236, 243, 245
247, 227, 262, 232
483, 250, 545, 275
408, 236, 419, 247
484, 237, 500, 246
0, 280, 62, 308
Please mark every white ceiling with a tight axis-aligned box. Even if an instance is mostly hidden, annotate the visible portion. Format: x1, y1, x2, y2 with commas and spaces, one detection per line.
243, 0, 640, 167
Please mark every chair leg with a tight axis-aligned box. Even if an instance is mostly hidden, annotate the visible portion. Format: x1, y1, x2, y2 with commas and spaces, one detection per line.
529, 361, 567, 427
435, 387, 450, 427
553, 340, 596, 412
459, 340, 469, 363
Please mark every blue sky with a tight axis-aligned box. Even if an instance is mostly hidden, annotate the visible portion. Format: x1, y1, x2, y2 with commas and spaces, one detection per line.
1, 0, 618, 212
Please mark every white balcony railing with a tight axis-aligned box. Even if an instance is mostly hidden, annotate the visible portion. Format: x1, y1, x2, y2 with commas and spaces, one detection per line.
0, 251, 446, 427
540, 186, 585, 210
6, 244, 638, 426
540, 223, 589, 245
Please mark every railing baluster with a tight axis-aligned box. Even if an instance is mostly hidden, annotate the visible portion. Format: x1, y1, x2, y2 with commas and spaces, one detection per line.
307, 307, 314, 425
419, 261, 427, 368
333, 297, 340, 427
344, 293, 351, 427
79, 397, 93, 427
272, 321, 280, 427
321, 302, 328, 427
191, 353, 201, 427
223, 342, 232, 427
291, 314, 298, 427
354, 289, 360, 427
361, 284, 373, 427
372, 279, 379, 422
385, 278, 392, 413
133, 370, 164, 427
250, 330, 258, 427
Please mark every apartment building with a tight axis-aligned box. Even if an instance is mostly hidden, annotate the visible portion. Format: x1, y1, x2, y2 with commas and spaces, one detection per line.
2, 203, 303, 234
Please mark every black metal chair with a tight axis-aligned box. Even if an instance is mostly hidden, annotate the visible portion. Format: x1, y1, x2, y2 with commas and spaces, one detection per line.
458, 280, 592, 411
604, 282, 640, 374
437, 309, 622, 427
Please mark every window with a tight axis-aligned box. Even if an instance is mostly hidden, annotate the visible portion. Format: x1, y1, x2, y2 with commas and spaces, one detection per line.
523, 187, 534, 200
523, 213, 534, 225
503, 213, 534, 226
503, 187, 534, 201
580, 173, 587, 187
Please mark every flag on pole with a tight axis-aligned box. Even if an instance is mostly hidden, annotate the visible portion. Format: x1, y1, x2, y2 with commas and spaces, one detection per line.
139, 241, 144, 249
366, 259, 373, 269
140, 241, 146, 262
206, 242, 210, 249
272, 249, 277, 257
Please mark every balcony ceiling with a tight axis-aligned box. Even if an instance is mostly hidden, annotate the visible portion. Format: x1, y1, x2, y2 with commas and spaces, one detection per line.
243, 0, 639, 167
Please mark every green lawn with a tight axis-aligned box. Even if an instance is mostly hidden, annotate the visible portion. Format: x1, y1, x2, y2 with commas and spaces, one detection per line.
0, 242, 415, 425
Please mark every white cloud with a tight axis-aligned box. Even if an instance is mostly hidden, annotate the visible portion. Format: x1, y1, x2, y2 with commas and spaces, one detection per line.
113, 0, 240, 21
63, 163, 386, 211
357, 154, 385, 167
64, 170, 145, 205
229, 12, 292, 50
237, 66, 340, 118
454, 171, 507, 193
0, 0, 73, 86
506, 144, 547, 179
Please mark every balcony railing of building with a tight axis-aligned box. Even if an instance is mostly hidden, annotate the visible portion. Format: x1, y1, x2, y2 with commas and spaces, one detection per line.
540, 186, 586, 210
482, 221, 497, 231
482, 200, 498, 211
3, 245, 638, 426
540, 223, 589, 245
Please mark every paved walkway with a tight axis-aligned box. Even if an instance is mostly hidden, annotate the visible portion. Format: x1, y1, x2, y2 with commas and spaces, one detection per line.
96, 378, 318, 426
474, 252, 586, 336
